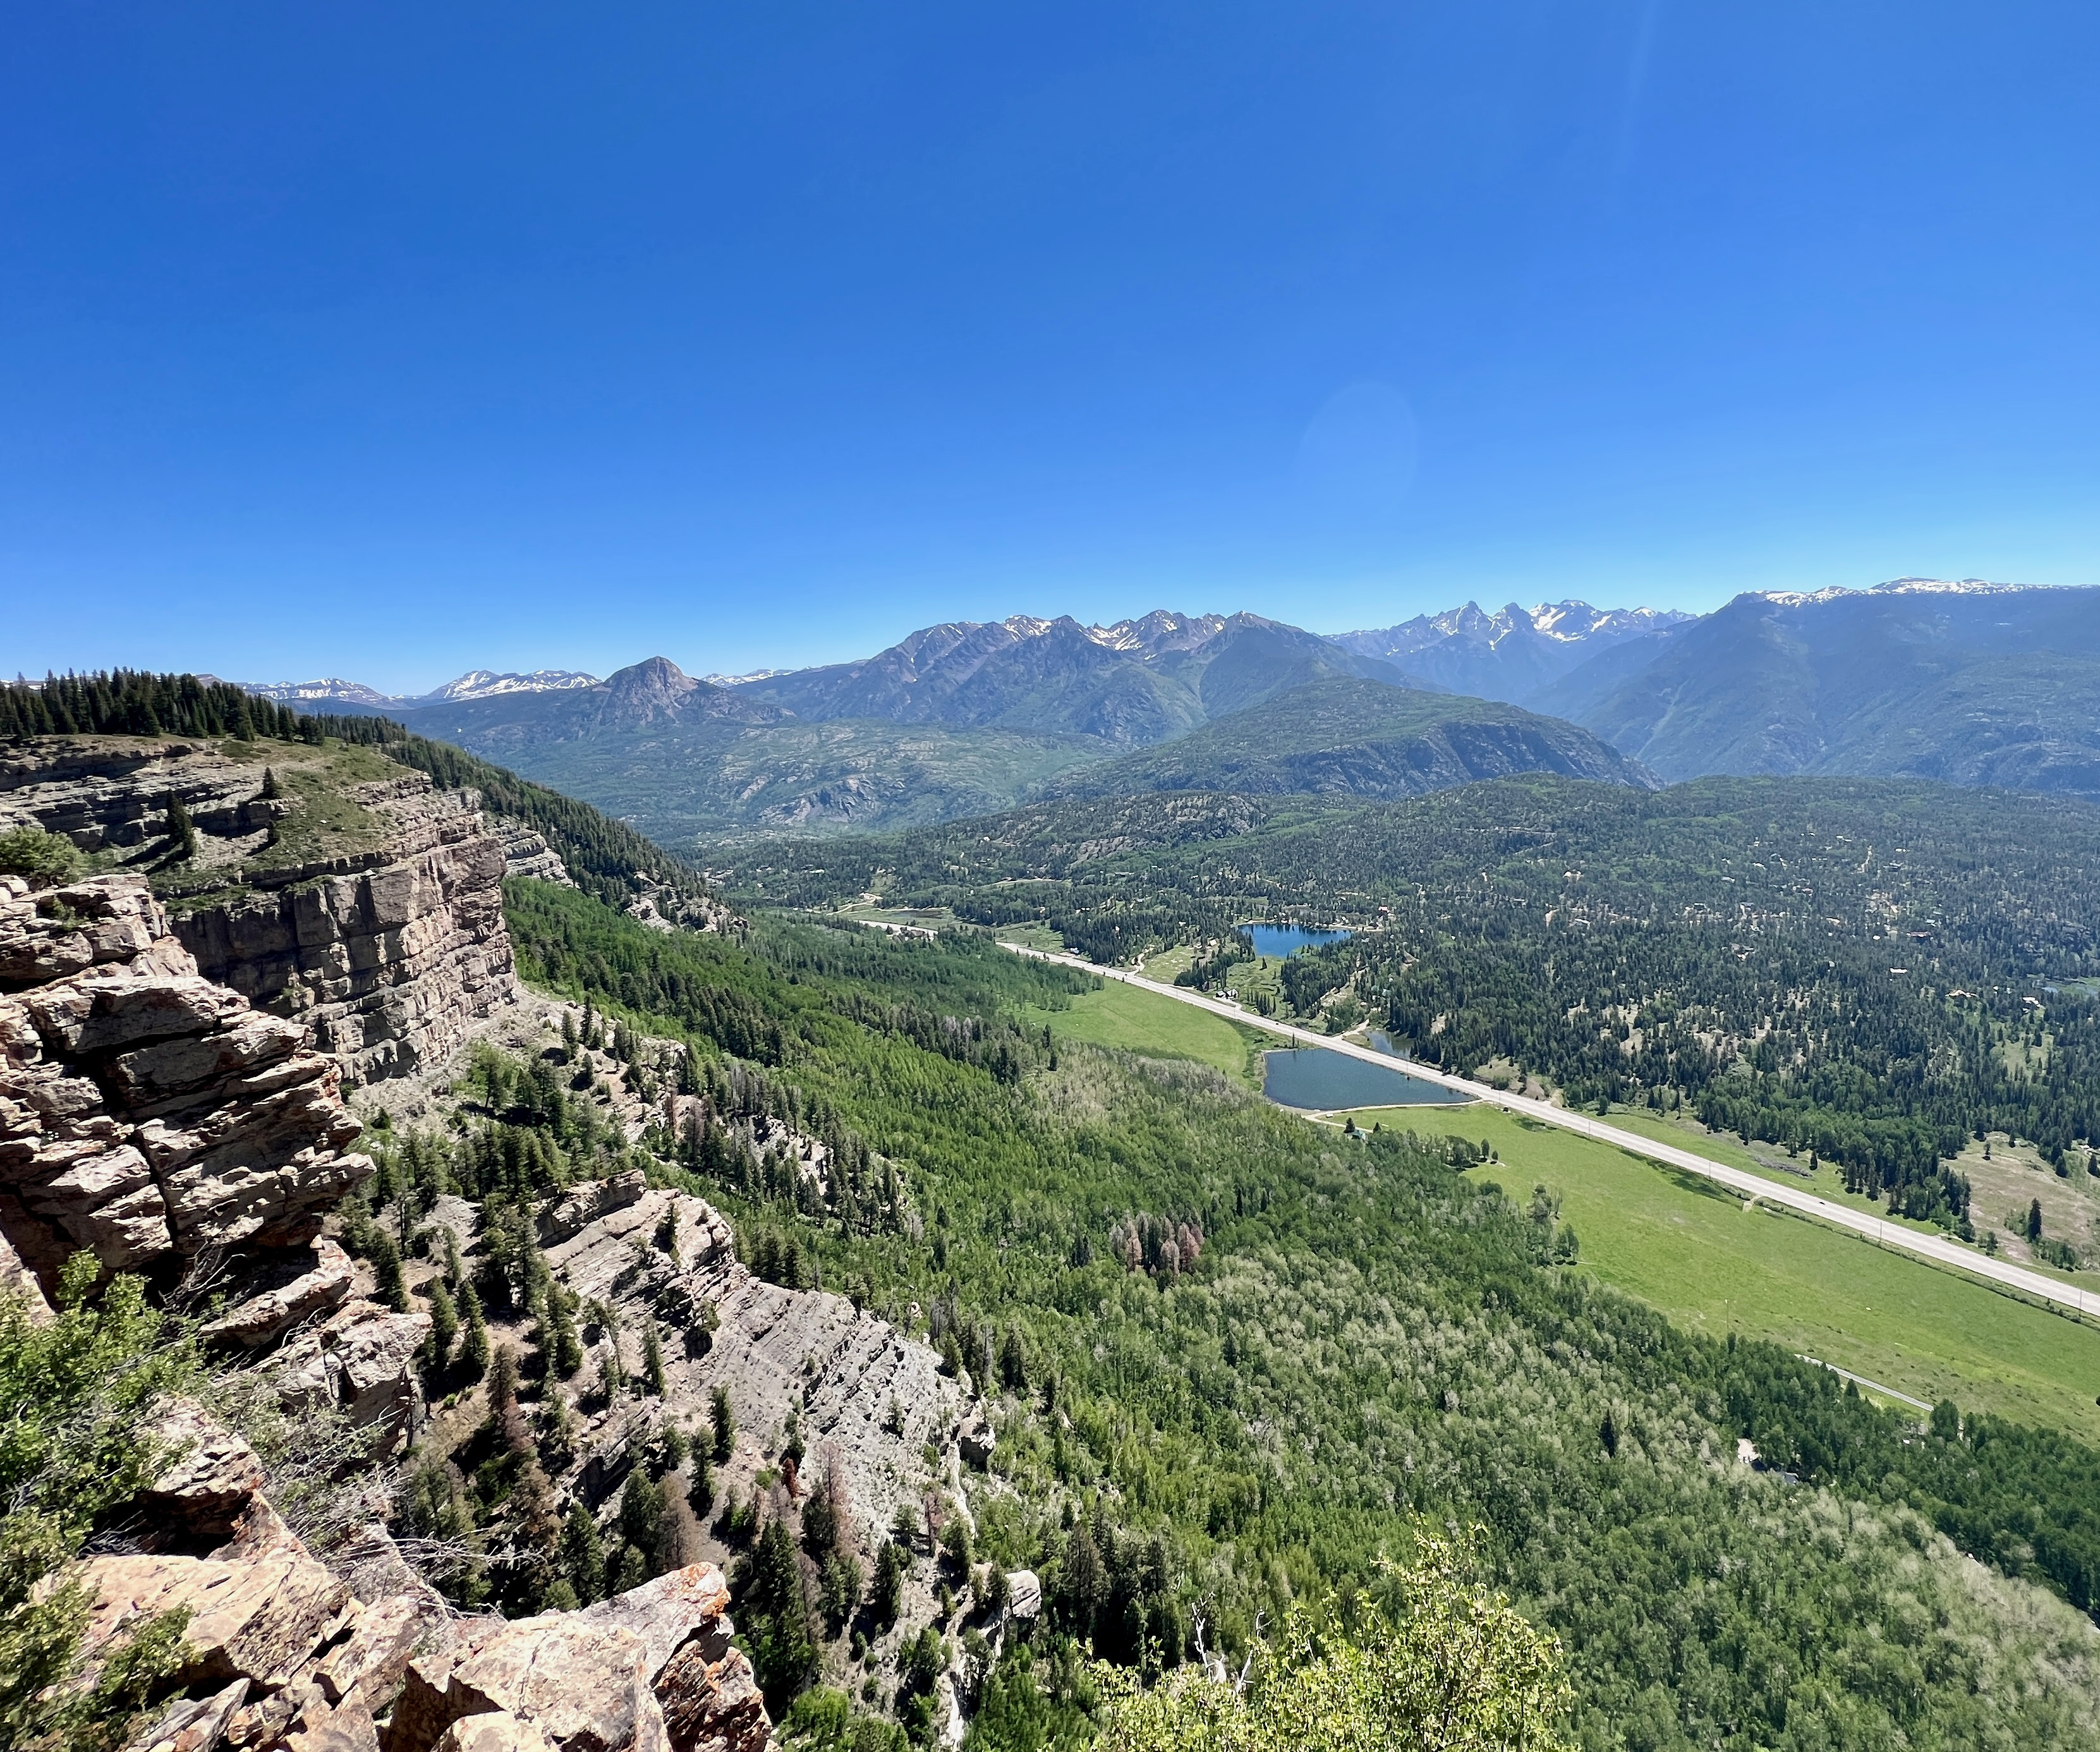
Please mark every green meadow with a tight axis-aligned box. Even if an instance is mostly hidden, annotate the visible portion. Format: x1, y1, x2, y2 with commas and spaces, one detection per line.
1026, 976, 1266, 1087
1349, 1102, 2100, 1442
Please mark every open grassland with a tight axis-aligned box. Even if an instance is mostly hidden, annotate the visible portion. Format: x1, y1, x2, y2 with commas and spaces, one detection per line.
1024, 976, 1264, 1088
1601, 1106, 2100, 1292
1345, 1102, 2100, 1441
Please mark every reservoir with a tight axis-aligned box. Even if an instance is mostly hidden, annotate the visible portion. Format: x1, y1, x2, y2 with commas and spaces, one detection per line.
1242, 923, 1352, 959
1262, 1045, 1474, 1110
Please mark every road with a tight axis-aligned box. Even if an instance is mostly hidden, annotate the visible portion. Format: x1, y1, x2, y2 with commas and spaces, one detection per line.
1002, 942, 2100, 1322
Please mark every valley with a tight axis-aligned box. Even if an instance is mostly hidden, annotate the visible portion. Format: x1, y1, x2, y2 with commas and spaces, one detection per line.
13, 667, 2100, 1752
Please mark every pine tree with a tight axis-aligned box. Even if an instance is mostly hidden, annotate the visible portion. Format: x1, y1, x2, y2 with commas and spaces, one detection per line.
871, 1538, 909, 1628
711, 1386, 736, 1463
370, 1232, 407, 1314
425, 1279, 459, 1367
458, 1281, 490, 1378
687, 1449, 715, 1516
162, 793, 198, 860
641, 1317, 667, 1397
2028, 1198, 2044, 1242
561, 1499, 606, 1604
734, 1517, 816, 1708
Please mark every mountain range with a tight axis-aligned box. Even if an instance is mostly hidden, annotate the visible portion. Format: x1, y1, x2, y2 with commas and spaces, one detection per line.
1533, 578, 2100, 790
240, 667, 600, 706
1330, 599, 1693, 700
241, 578, 2100, 844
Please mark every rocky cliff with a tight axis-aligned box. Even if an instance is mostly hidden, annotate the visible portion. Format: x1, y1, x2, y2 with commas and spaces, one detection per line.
0, 867, 433, 1449
0, 870, 369, 1296
172, 777, 518, 1086
0, 736, 521, 1086
78, 1399, 770, 1752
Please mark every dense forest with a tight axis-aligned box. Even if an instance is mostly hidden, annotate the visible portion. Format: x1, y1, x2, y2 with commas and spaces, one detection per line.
1, 668, 708, 911
434, 877, 2100, 1748
719, 777, 2100, 1229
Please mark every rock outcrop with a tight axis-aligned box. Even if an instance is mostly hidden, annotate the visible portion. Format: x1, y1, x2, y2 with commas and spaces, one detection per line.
79, 1406, 770, 1752
0, 872, 373, 1295
517, 1171, 969, 1560
492, 820, 575, 888
0, 737, 521, 1088
173, 778, 518, 1086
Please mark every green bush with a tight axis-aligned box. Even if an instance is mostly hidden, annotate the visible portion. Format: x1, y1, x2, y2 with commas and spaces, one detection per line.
0, 1255, 202, 1751
0, 825, 83, 889
1095, 1527, 1572, 1752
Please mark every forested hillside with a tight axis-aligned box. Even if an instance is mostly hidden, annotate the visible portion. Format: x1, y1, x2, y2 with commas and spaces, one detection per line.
717, 776, 2100, 1230
478, 878, 2100, 1748
1038, 678, 1655, 801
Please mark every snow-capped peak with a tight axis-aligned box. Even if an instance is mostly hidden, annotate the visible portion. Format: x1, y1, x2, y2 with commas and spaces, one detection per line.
419, 669, 601, 702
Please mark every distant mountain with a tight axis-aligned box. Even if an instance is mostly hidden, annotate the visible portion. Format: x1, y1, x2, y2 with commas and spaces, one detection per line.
422, 668, 599, 701
239, 676, 398, 708
241, 667, 600, 708
1043, 676, 1657, 802
1537, 578, 2100, 794
1329, 599, 1693, 703
391, 656, 784, 755
729, 611, 1423, 744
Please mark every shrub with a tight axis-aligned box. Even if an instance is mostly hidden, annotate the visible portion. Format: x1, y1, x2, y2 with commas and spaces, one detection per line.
0, 825, 83, 889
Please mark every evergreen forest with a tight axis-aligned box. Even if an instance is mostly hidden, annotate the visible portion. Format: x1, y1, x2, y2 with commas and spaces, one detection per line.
410, 875, 2100, 1749
719, 776, 2100, 1229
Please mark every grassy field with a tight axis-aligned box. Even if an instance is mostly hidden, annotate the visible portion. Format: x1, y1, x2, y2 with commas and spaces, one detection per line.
1345, 1102, 2100, 1440
1599, 1106, 2099, 1293
1025, 978, 1266, 1088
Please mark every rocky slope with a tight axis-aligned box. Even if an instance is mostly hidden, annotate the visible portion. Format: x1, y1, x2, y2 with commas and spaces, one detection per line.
78, 1397, 769, 1752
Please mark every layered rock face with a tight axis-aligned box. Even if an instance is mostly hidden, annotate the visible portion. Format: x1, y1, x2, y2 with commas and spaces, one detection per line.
174, 778, 519, 1086
80, 1404, 770, 1752
0, 737, 521, 1086
0, 872, 372, 1296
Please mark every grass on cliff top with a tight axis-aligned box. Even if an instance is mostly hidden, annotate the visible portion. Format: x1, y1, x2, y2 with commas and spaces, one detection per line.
243, 741, 404, 870
1340, 1101, 2100, 1442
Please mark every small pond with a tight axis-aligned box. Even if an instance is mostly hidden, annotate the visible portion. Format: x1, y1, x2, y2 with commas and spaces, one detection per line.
1262, 1046, 1474, 1110
1241, 923, 1352, 959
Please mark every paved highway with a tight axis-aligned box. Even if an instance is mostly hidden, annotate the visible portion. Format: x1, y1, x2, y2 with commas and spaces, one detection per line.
1002, 942, 2100, 1323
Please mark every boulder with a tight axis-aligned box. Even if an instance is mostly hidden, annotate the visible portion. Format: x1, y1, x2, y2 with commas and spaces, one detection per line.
956, 1402, 996, 1469
205, 1236, 358, 1349
135, 1399, 269, 1549
1004, 1571, 1041, 1624
272, 1299, 428, 1450
131, 1676, 250, 1752
77, 1545, 351, 1691
433, 1713, 559, 1752
386, 1566, 767, 1752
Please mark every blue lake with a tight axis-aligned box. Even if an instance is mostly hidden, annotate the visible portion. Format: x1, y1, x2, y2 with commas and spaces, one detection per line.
1242, 923, 1352, 959
1262, 1046, 1474, 1110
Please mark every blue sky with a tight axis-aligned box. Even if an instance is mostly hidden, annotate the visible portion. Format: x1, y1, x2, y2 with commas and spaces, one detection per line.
4, 3, 2096, 692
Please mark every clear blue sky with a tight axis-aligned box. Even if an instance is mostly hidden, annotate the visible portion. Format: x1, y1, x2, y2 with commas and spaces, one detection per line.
4, 3, 2096, 692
